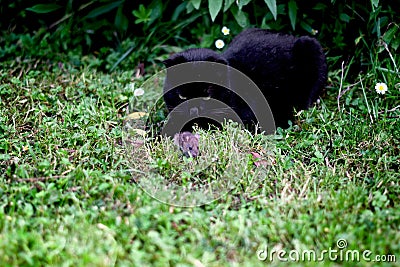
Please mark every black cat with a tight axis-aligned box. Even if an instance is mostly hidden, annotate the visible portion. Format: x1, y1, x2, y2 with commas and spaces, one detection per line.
162, 28, 327, 133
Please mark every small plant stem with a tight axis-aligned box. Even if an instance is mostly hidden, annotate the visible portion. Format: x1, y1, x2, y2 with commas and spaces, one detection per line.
360, 77, 374, 123
337, 61, 345, 111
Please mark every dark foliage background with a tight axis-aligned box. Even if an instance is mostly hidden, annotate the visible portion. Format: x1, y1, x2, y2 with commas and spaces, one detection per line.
1, 0, 399, 74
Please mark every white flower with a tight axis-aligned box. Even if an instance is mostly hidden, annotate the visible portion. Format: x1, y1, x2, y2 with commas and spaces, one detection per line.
215, 39, 225, 49
134, 88, 145, 96
375, 82, 388, 95
222, 26, 230, 35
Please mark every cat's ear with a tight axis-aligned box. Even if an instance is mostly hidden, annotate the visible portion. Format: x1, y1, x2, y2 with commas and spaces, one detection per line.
293, 36, 323, 58
163, 54, 185, 68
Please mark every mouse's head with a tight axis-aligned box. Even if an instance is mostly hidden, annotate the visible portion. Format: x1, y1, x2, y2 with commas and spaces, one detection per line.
174, 132, 200, 157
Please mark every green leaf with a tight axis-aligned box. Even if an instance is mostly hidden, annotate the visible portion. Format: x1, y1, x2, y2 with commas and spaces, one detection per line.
186, 2, 195, 13
371, 0, 379, 8
237, 0, 252, 10
231, 5, 249, 28
0, 154, 11, 161
339, 13, 350, 23
191, 0, 202, 10
300, 21, 313, 33
390, 36, 400, 50
85, 0, 123, 19
132, 4, 151, 24
110, 45, 136, 71
26, 4, 62, 14
208, 0, 223, 21
264, 0, 277, 20
114, 6, 128, 32
99, 182, 111, 191
383, 25, 397, 43
313, 3, 327, 10
224, 0, 235, 12
149, 0, 163, 25
172, 2, 187, 21
288, 0, 297, 30
354, 35, 364, 46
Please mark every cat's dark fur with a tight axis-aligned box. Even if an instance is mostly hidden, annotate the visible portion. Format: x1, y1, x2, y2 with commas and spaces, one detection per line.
163, 48, 234, 132
163, 28, 328, 132
223, 28, 327, 127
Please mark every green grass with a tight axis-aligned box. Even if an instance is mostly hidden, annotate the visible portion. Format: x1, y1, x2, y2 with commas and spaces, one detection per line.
0, 59, 399, 266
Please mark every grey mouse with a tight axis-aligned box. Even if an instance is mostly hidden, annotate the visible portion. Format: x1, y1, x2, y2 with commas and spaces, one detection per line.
174, 132, 200, 157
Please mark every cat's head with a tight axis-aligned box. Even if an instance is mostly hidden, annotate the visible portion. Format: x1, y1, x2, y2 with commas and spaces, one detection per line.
163, 49, 235, 131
